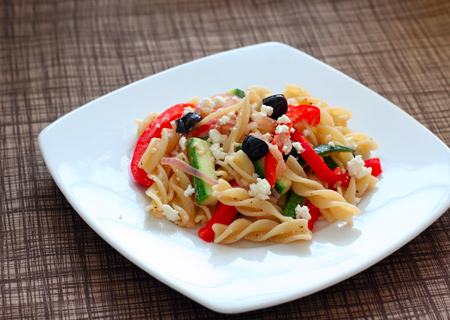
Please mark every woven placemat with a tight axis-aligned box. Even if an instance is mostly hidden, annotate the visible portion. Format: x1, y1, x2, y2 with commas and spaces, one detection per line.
1, 0, 450, 318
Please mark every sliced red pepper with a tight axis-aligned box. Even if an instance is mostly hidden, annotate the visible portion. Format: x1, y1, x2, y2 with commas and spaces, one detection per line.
364, 158, 382, 177
286, 104, 321, 127
131, 103, 194, 187
307, 203, 320, 231
328, 167, 351, 188
264, 151, 278, 187
291, 129, 349, 188
191, 105, 227, 137
198, 181, 239, 242
192, 119, 218, 137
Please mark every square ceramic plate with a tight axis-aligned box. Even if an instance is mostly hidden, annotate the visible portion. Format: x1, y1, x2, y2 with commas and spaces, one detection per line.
39, 42, 450, 313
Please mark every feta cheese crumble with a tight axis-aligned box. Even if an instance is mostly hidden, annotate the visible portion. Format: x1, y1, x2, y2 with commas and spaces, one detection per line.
277, 115, 291, 124
179, 136, 187, 150
295, 205, 311, 220
208, 129, 227, 144
248, 178, 271, 200
275, 124, 290, 134
214, 95, 227, 107
210, 143, 227, 161
184, 184, 195, 197
292, 142, 304, 153
347, 155, 371, 179
162, 204, 180, 221
328, 141, 335, 148
260, 105, 274, 117
183, 106, 195, 115
201, 97, 214, 108
219, 115, 230, 125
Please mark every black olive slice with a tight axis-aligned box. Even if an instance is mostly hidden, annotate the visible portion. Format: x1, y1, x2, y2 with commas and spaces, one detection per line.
283, 146, 299, 162
263, 94, 288, 120
175, 112, 203, 134
242, 135, 269, 161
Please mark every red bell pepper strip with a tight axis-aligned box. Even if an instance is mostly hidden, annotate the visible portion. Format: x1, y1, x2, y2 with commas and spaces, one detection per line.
264, 150, 278, 187
328, 167, 351, 188
198, 181, 239, 242
198, 202, 239, 242
307, 203, 320, 231
131, 103, 194, 187
192, 119, 218, 137
192, 105, 228, 137
286, 104, 321, 127
364, 158, 382, 177
291, 129, 350, 188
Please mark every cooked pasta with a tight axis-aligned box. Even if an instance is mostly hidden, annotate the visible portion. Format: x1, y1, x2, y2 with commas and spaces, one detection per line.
130, 85, 382, 244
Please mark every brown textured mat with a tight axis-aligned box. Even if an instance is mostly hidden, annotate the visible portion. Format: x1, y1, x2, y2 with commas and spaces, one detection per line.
1, 0, 450, 318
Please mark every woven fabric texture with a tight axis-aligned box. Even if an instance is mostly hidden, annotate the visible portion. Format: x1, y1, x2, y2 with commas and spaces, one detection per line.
1, 0, 450, 318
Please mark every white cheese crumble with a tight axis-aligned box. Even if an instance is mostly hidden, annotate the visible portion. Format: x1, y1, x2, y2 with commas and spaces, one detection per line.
219, 115, 230, 125
261, 133, 272, 142
260, 105, 274, 117
248, 178, 272, 200
208, 129, 227, 144
292, 142, 304, 153
214, 95, 227, 107
303, 129, 310, 136
328, 141, 335, 148
183, 106, 195, 115
179, 136, 187, 150
295, 205, 311, 220
277, 115, 291, 124
275, 124, 290, 134
162, 204, 180, 221
202, 97, 214, 108
184, 184, 195, 197
210, 143, 227, 161
347, 155, 371, 179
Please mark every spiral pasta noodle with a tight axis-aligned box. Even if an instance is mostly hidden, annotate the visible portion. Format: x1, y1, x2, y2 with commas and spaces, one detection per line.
131, 85, 382, 244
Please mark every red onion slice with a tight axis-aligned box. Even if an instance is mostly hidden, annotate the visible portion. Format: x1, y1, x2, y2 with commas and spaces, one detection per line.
161, 157, 218, 185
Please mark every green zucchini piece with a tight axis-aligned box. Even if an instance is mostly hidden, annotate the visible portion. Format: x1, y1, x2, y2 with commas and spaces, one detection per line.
323, 156, 339, 170
313, 144, 355, 155
253, 158, 265, 179
187, 138, 218, 206
298, 144, 355, 167
282, 192, 305, 219
251, 157, 291, 195
274, 177, 292, 195
226, 88, 245, 99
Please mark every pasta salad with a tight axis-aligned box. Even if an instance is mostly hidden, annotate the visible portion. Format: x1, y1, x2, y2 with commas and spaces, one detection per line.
131, 85, 382, 244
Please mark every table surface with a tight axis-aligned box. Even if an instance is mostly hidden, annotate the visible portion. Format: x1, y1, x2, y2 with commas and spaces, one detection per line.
2, 0, 450, 318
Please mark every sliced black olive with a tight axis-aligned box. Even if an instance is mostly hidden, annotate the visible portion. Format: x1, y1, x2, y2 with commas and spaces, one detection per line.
175, 112, 203, 134
283, 146, 299, 162
263, 94, 288, 120
242, 135, 269, 161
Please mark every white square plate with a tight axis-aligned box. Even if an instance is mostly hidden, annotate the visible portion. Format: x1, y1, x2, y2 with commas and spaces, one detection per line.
39, 42, 450, 313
